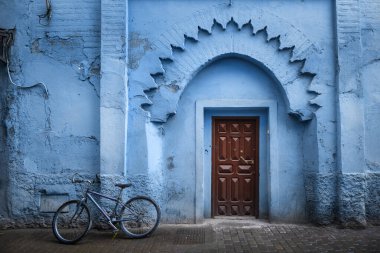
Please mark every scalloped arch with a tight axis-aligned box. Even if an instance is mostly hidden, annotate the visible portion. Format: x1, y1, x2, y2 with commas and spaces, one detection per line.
130, 5, 324, 122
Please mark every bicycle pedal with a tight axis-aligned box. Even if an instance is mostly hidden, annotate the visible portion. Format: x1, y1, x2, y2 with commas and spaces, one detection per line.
112, 231, 119, 240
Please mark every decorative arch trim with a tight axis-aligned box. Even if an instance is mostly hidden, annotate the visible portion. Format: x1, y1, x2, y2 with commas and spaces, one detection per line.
130, 5, 324, 122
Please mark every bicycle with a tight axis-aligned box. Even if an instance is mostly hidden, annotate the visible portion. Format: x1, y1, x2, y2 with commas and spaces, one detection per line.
52, 174, 161, 244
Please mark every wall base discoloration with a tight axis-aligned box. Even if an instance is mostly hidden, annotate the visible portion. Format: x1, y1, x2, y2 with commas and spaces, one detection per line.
304, 173, 337, 225
365, 173, 380, 224
338, 174, 367, 228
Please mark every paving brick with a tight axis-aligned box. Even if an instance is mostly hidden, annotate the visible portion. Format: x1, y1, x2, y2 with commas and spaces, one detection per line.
1, 221, 380, 253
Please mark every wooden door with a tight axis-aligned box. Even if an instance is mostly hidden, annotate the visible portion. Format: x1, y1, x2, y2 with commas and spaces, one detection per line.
212, 117, 259, 217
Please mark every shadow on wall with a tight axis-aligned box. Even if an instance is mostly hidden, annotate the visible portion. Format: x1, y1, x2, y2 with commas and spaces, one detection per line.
0, 28, 15, 224
0, 61, 11, 223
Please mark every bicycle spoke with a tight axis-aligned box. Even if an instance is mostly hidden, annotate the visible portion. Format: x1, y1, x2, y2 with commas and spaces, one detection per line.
52, 200, 91, 244
119, 196, 160, 238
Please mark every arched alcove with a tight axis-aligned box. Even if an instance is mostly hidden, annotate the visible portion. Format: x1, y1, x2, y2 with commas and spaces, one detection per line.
160, 56, 306, 223
126, 4, 330, 224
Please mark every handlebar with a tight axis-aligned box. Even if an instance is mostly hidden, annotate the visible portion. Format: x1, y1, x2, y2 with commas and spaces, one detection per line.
72, 178, 93, 184
72, 173, 96, 184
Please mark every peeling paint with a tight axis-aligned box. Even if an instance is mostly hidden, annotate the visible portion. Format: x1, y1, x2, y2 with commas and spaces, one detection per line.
128, 32, 154, 70
167, 156, 175, 170
166, 81, 180, 93
0, 0, 101, 228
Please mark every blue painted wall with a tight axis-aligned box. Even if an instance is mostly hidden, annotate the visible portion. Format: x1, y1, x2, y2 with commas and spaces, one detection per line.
0, 0, 379, 227
0, 1, 101, 226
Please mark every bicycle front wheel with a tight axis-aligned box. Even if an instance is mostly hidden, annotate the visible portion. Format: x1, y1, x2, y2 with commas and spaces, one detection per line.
119, 196, 161, 238
52, 200, 92, 244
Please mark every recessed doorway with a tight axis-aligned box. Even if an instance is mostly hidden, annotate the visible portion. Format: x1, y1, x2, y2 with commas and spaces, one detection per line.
212, 117, 259, 217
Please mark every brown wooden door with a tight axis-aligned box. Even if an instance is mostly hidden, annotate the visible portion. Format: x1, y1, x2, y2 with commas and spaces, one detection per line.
212, 117, 259, 217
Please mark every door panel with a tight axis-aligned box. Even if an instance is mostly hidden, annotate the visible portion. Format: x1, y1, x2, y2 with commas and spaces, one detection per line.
231, 178, 239, 201
231, 137, 240, 160
218, 137, 227, 160
212, 117, 259, 217
218, 177, 227, 201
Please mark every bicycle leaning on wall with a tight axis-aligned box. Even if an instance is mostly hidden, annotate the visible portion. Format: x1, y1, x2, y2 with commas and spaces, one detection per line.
52, 174, 161, 244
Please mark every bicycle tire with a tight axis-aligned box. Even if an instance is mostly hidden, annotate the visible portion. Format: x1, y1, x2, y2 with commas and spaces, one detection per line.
119, 196, 161, 238
52, 200, 92, 244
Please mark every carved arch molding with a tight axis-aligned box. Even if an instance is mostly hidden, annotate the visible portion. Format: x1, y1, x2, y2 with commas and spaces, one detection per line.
129, 5, 324, 123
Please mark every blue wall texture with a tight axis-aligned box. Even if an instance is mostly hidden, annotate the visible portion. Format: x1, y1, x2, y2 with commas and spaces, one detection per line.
0, 0, 379, 227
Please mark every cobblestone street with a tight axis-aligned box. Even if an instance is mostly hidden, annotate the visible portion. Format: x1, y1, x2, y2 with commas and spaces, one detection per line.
0, 219, 379, 253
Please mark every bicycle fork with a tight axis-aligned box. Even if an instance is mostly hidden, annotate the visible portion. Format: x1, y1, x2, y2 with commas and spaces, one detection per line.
69, 199, 86, 224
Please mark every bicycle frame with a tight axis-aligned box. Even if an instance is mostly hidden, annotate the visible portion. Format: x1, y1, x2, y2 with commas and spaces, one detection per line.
81, 189, 124, 231
53, 176, 161, 244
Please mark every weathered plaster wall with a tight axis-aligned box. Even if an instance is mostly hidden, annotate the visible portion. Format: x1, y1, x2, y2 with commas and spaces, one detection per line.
336, 0, 380, 227
0, 1, 101, 227
362, 61, 380, 223
362, 20, 380, 223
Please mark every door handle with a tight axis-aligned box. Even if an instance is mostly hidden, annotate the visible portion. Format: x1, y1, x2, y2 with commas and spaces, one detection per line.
239, 156, 254, 165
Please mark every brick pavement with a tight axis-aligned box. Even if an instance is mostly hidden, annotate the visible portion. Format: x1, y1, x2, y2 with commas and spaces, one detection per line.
0, 219, 379, 253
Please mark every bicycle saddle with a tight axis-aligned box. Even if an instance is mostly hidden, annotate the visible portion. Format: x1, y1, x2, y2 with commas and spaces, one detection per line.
115, 183, 132, 189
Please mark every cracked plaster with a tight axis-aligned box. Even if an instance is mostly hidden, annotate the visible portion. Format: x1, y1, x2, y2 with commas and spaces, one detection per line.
0, 0, 101, 228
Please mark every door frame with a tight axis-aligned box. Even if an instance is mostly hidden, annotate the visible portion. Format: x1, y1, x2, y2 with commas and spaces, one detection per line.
195, 99, 278, 224
211, 116, 260, 217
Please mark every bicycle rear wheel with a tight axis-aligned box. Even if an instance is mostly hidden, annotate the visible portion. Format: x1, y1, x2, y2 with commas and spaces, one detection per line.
119, 196, 161, 238
52, 200, 92, 244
